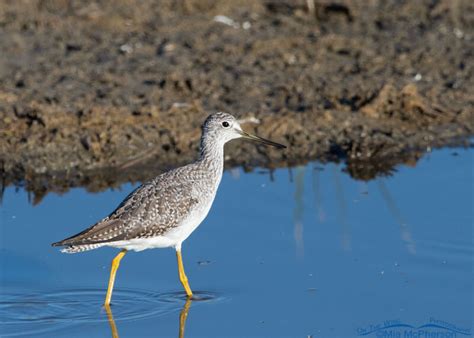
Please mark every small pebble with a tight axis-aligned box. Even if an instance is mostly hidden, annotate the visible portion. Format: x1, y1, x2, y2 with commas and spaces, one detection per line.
119, 44, 133, 54
213, 15, 239, 29
454, 28, 464, 39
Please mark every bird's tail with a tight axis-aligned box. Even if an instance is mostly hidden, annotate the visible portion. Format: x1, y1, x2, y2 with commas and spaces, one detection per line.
53, 243, 106, 254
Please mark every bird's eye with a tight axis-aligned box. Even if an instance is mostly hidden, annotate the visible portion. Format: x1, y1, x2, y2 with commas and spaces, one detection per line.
222, 121, 230, 128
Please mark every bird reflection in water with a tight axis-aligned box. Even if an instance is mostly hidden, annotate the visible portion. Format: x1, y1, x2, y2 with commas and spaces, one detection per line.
104, 298, 192, 338
104, 305, 119, 338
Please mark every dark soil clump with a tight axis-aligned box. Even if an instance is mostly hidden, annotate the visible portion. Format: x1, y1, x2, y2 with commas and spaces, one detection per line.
0, 0, 473, 203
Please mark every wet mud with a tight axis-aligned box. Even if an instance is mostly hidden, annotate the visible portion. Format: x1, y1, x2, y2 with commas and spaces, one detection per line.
0, 0, 473, 203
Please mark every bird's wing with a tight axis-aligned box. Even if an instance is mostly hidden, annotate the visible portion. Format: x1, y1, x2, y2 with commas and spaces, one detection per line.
52, 175, 200, 247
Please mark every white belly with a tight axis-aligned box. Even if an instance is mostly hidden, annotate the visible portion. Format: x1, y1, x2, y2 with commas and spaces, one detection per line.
165, 198, 214, 249
109, 236, 176, 251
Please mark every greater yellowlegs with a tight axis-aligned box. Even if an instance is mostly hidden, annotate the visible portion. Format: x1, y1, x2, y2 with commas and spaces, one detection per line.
52, 112, 285, 306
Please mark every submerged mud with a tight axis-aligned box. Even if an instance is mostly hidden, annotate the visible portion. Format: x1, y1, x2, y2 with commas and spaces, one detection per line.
0, 0, 473, 203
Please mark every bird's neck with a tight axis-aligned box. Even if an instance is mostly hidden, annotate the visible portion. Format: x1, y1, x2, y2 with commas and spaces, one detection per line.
198, 135, 225, 175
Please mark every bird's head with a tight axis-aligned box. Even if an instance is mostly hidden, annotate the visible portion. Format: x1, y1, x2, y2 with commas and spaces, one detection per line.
202, 112, 286, 149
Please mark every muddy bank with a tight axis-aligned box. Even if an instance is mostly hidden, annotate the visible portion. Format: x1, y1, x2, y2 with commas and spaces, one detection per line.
0, 0, 473, 203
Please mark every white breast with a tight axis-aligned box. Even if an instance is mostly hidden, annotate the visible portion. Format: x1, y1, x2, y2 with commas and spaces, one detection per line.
164, 193, 216, 249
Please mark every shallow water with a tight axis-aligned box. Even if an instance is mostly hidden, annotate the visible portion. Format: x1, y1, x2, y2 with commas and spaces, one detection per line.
0, 147, 472, 337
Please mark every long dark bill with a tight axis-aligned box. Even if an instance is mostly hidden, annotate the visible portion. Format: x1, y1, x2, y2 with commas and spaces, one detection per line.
239, 130, 286, 149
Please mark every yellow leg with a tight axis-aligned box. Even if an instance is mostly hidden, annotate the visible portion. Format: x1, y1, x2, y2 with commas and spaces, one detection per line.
104, 249, 127, 306
176, 249, 193, 297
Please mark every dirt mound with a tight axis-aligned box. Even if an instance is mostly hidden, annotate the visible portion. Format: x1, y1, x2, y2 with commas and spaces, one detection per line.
0, 0, 473, 203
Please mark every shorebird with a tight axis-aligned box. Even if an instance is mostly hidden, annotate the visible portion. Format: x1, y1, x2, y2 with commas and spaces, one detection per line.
52, 112, 285, 306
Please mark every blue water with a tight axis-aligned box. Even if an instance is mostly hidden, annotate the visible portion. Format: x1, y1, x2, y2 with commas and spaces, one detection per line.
0, 147, 472, 337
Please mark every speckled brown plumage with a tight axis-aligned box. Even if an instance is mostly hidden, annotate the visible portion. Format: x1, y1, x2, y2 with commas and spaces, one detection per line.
52, 112, 285, 253
53, 150, 223, 251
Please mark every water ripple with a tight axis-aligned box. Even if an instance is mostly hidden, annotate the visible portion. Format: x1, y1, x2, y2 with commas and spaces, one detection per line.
0, 288, 219, 337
